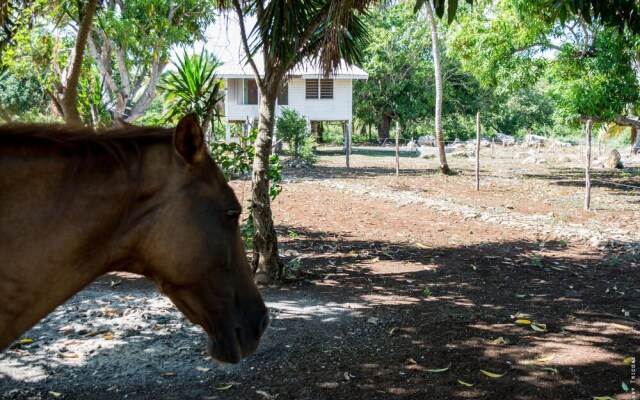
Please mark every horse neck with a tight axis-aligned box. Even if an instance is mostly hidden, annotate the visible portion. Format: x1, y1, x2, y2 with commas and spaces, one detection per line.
0, 141, 171, 350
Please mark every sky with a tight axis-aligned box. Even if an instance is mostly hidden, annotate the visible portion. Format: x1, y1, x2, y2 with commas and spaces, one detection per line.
192, 15, 257, 65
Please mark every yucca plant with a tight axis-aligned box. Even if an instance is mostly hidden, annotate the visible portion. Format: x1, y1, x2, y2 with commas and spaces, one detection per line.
159, 49, 224, 139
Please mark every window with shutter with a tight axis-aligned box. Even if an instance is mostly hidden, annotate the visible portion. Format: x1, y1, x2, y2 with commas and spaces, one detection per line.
305, 79, 319, 99
320, 79, 333, 99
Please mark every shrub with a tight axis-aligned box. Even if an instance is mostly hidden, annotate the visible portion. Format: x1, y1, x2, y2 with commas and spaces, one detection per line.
276, 108, 314, 161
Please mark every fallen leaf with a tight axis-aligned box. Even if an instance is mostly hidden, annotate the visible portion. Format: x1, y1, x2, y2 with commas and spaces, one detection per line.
367, 317, 378, 324
623, 357, 634, 364
415, 243, 429, 249
531, 323, 547, 332
256, 390, 278, 399
343, 372, 351, 381
592, 396, 615, 400
492, 337, 506, 345
427, 363, 451, 373
388, 327, 397, 336
49, 392, 62, 398
610, 323, 633, 331
515, 319, 532, 325
622, 382, 629, 392
457, 380, 474, 387
103, 333, 114, 340
534, 355, 555, 364
216, 384, 233, 391
195, 366, 210, 372
162, 372, 177, 377
480, 369, 507, 378
538, 367, 559, 374
60, 352, 79, 359
406, 358, 417, 365
106, 385, 118, 392
18, 339, 33, 345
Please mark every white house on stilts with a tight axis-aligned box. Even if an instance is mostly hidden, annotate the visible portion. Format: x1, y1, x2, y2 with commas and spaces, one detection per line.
217, 60, 368, 149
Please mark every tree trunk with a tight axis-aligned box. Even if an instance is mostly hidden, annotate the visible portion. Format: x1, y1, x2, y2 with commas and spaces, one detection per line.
316, 121, 324, 143
631, 126, 638, 154
251, 89, 283, 282
424, 3, 450, 174
60, 0, 99, 127
377, 114, 391, 140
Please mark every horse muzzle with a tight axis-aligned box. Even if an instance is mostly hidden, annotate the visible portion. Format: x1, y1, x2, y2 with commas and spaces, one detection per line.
207, 308, 270, 364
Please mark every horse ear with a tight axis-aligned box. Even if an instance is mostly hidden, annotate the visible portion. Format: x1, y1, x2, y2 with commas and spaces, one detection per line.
174, 113, 205, 164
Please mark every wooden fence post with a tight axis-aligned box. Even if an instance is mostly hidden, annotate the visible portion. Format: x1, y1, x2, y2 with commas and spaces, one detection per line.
475, 112, 481, 191
585, 119, 592, 210
395, 122, 400, 177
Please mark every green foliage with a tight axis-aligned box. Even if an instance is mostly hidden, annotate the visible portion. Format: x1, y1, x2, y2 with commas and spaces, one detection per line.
0, 73, 48, 120
136, 96, 168, 126
209, 131, 256, 181
159, 49, 224, 129
547, 29, 639, 122
354, 3, 435, 130
276, 108, 314, 161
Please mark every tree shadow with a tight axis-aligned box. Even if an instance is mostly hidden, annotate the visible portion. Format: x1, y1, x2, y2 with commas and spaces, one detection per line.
1, 230, 638, 399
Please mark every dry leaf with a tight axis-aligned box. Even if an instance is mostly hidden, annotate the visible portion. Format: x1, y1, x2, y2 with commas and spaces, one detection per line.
480, 369, 507, 378
49, 392, 62, 398
515, 319, 532, 325
592, 396, 615, 400
457, 380, 474, 387
406, 358, 417, 365
18, 338, 33, 345
623, 357, 634, 364
610, 323, 632, 331
415, 243, 429, 249
256, 390, 278, 400
534, 355, 555, 364
427, 363, 451, 373
60, 352, 79, 359
195, 366, 210, 372
492, 337, 506, 345
216, 384, 233, 391
162, 372, 177, 377
103, 333, 114, 340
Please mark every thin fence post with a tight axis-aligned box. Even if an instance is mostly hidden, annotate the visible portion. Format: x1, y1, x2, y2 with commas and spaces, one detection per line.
475, 112, 481, 191
585, 119, 592, 210
491, 138, 494, 157
395, 122, 400, 177
345, 121, 350, 169
537, 141, 541, 154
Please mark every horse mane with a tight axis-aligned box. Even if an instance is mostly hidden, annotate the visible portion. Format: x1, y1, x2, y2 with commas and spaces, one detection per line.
0, 122, 176, 194
0, 122, 173, 148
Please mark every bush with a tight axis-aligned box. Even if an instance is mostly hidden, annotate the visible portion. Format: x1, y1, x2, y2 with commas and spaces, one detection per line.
276, 108, 314, 161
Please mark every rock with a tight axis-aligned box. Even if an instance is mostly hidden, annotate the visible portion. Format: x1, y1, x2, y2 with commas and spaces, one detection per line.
417, 135, 437, 146
521, 155, 537, 164
497, 133, 516, 146
603, 149, 624, 169
417, 146, 436, 159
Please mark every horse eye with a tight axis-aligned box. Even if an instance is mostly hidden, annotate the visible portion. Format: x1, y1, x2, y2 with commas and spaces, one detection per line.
227, 209, 241, 220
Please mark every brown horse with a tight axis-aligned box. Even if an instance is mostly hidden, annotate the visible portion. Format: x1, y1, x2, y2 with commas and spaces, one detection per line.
0, 114, 268, 364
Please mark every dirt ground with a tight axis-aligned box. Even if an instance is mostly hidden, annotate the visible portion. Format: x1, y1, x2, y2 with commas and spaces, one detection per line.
1, 145, 639, 400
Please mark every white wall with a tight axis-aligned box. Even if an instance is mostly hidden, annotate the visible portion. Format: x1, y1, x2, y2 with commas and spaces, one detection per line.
225, 78, 354, 122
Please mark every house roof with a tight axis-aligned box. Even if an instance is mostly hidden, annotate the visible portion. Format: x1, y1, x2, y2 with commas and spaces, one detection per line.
217, 59, 368, 80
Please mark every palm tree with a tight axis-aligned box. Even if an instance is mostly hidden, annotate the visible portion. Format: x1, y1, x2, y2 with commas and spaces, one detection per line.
421, 1, 449, 174
159, 49, 224, 141
220, 0, 373, 281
